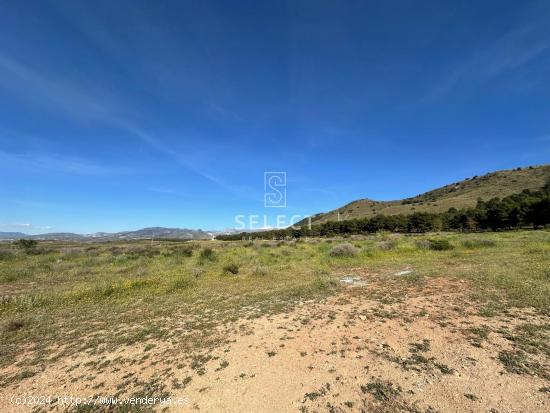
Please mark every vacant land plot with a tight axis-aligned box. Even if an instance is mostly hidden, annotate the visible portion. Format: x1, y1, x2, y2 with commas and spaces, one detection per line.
0, 231, 549, 412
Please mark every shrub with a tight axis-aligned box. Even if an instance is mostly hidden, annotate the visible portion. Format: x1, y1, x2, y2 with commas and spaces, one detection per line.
254, 265, 268, 276
127, 247, 161, 258
59, 248, 83, 257
108, 246, 124, 255
377, 240, 397, 251
13, 239, 38, 251
223, 263, 239, 275
414, 239, 431, 250
0, 249, 14, 261
428, 239, 454, 250
461, 238, 496, 249
190, 267, 204, 278
416, 239, 453, 251
4, 318, 25, 332
329, 243, 359, 257
168, 277, 193, 291
172, 245, 194, 257
198, 247, 216, 263
25, 247, 51, 255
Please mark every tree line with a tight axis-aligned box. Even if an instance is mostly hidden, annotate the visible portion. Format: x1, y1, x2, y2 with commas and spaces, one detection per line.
217, 181, 550, 240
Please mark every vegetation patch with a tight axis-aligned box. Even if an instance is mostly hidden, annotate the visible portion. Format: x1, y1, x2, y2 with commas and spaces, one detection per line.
223, 263, 240, 275
416, 239, 454, 251
198, 247, 216, 264
360, 379, 401, 401
329, 243, 359, 257
461, 238, 496, 249
497, 342, 548, 379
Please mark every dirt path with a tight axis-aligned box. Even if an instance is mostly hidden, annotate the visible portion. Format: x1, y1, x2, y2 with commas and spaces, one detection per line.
1, 277, 548, 412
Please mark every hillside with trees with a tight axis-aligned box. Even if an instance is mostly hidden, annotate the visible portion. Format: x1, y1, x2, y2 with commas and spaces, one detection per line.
218, 168, 550, 240
307, 165, 550, 224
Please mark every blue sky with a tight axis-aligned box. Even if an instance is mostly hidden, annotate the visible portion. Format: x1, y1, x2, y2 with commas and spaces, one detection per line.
1, 0, 549, 234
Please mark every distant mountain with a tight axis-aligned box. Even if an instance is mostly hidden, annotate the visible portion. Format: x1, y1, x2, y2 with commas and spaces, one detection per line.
30, 232, 87, 240
108, 227, 212, 240
305, 164, 550, 225
0, 232, 26, 240
0, 227, 212, 241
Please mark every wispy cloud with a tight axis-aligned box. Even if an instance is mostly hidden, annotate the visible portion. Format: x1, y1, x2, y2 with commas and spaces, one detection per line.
0, 53, 111, 119
0, 52, 243, 194
424, 24, 550, 101
112, 119, 248, 195
0, 150, 130, 176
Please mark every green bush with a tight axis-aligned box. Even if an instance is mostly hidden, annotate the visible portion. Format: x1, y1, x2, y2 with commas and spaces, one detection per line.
416, 239, 454, 251
198, 247, 216, 264
415, 239, 454, 251
223, 263, 239, 275
377, 240, 397, 251
13, 239, 38, 251
329, 243, 359, 257
414, 239, 431, 250
429, 239, 453, 250
168, 277, 193, 291
170, 245, 194, 257
461, 238, 496, 249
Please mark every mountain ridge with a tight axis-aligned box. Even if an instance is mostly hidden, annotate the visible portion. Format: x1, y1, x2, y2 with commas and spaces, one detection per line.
0, 227, 213, 241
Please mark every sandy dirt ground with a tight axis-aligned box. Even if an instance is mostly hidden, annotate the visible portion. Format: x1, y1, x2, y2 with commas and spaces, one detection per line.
1, 275, 548, 412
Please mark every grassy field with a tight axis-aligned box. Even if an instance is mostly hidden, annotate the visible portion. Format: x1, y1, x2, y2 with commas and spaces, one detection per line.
0, 230, 549, 411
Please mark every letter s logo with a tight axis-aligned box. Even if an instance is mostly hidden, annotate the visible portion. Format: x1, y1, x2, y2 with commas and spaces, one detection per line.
264, 172, 287, 207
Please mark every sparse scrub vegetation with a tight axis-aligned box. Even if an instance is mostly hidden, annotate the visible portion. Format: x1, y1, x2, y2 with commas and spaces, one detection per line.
198, 247, 216, 264
0, 230, 548, 411
360, 379, 401, 401
3, 318, 25, 332
377, 239, 397, 250
0, 248, 14, 261
190, 267, 204, 278
165, 244, 195, 257
223, 263, 240, 275
329, 243, 359, 257
415, 239, 454, 251
254, 265, 268, 276
13, 239, 38, 251
461, 238, 496, 249
168, 277, 194, 292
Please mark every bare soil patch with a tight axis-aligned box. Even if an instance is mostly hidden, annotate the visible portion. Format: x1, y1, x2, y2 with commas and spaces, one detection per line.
1, 275, 548, 412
